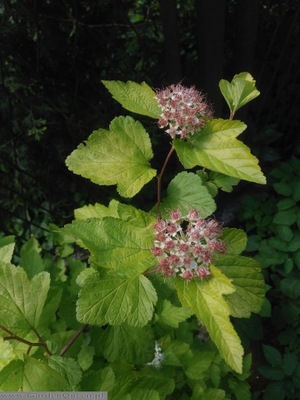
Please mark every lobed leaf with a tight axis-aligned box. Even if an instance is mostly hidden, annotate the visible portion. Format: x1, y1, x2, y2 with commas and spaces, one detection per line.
219, 72, 260, 115
102, 80, 161, 119
174, 266, 244, 373
174, 119, 266, 185
0, 262, 50, 336
63, 215, 155, 275
66, 116, 157, 198
159, 172, 216, 218
102, 324, 154, 364
220, 228, 248, 255
215, 254, 266, 318
76, 272, 157, 327
0, 357, 68, 391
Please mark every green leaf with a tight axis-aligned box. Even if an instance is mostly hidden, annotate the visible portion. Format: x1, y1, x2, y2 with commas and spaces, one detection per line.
159, 172, 216, 218
0, 357, 68, 391
0, 338, 16, 371
76, 272, 157, 327
74, 199, 119, 220
263, 382, 285, 400
174, 266, 244, 373
215, 254, 266, 318
63, 215, 155, 275
102, 80, 161, 119
220, 228, 248, 255
48, 356, 82, 390
183, 351, 215, 380
273, 209, 297, 225
66, 116, 157, 198
209, 171, 240, 193
19, 237, 45, 278
162, 338, 190, 367
0, 236, 15, 264
157, 300, 192, 328
262, 345, 282, 367
174, 119, 266, 185
77, 345, 95, 371
130, 370, 175, 399
219, 72, 260, 115
283, 353, 298, 376
103, 324, 154, 364
127, 389, 160, 400
0, 262, 50, 336
280, 278, 300, 299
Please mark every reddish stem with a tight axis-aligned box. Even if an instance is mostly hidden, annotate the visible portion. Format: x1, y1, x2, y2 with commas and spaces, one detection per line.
157, 145, 175, 216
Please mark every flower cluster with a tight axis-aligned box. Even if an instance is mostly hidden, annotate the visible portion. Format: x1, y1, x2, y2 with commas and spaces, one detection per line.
152, 209, 226, 281
155, 84, 213, 139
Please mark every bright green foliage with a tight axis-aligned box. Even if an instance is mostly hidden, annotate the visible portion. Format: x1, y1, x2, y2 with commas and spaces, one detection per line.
196, 170, 240, 197
64, 214, 155, 274
175, 266, 244, 373
66, 116, 157, 198
219, 72, 260, 116
76, 271, 157, 326
174, 119, 266, 184
0, 357, 69, 391
215, 255, 266, 318
102, 80, 161, 119
221, 228, 248, 255
158, 171, 216, 218
0, 262, 50, 336
0, 74, 266, 396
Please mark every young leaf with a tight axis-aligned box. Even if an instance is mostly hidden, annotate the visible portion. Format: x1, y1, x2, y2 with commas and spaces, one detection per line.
63, 215, 155, 275
0, 357, 68, 391
174, 266, 244, 373
66, 116, 157, 198
76, 272, 157, 327
215, 254, 266, 318
209, 171, 240, 193
174, 119, 266, 185
102, 80, 161, 119
0, 262, 50, 336
219, 72, 260, 116
159, 172, 216, 218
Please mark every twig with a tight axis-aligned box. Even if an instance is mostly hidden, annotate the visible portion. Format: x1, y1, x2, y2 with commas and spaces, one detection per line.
59, 324, 89, 356
0, 324, 52, 356
157, 145, 175, 216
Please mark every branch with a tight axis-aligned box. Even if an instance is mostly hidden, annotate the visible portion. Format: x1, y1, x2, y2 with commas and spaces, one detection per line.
0, 324, 52, 356
59, 324, 89, 356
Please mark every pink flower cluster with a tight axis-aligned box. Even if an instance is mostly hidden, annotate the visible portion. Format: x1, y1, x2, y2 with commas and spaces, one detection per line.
152, 210, 226, 281
155, 84, 213, 139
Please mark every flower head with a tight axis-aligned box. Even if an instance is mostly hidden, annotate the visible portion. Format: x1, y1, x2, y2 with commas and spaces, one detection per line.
152, 210, 226, 281
155, 84, 213, 139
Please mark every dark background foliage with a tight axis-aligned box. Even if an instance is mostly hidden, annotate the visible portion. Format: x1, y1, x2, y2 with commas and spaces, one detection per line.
0, 0, 299, 237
